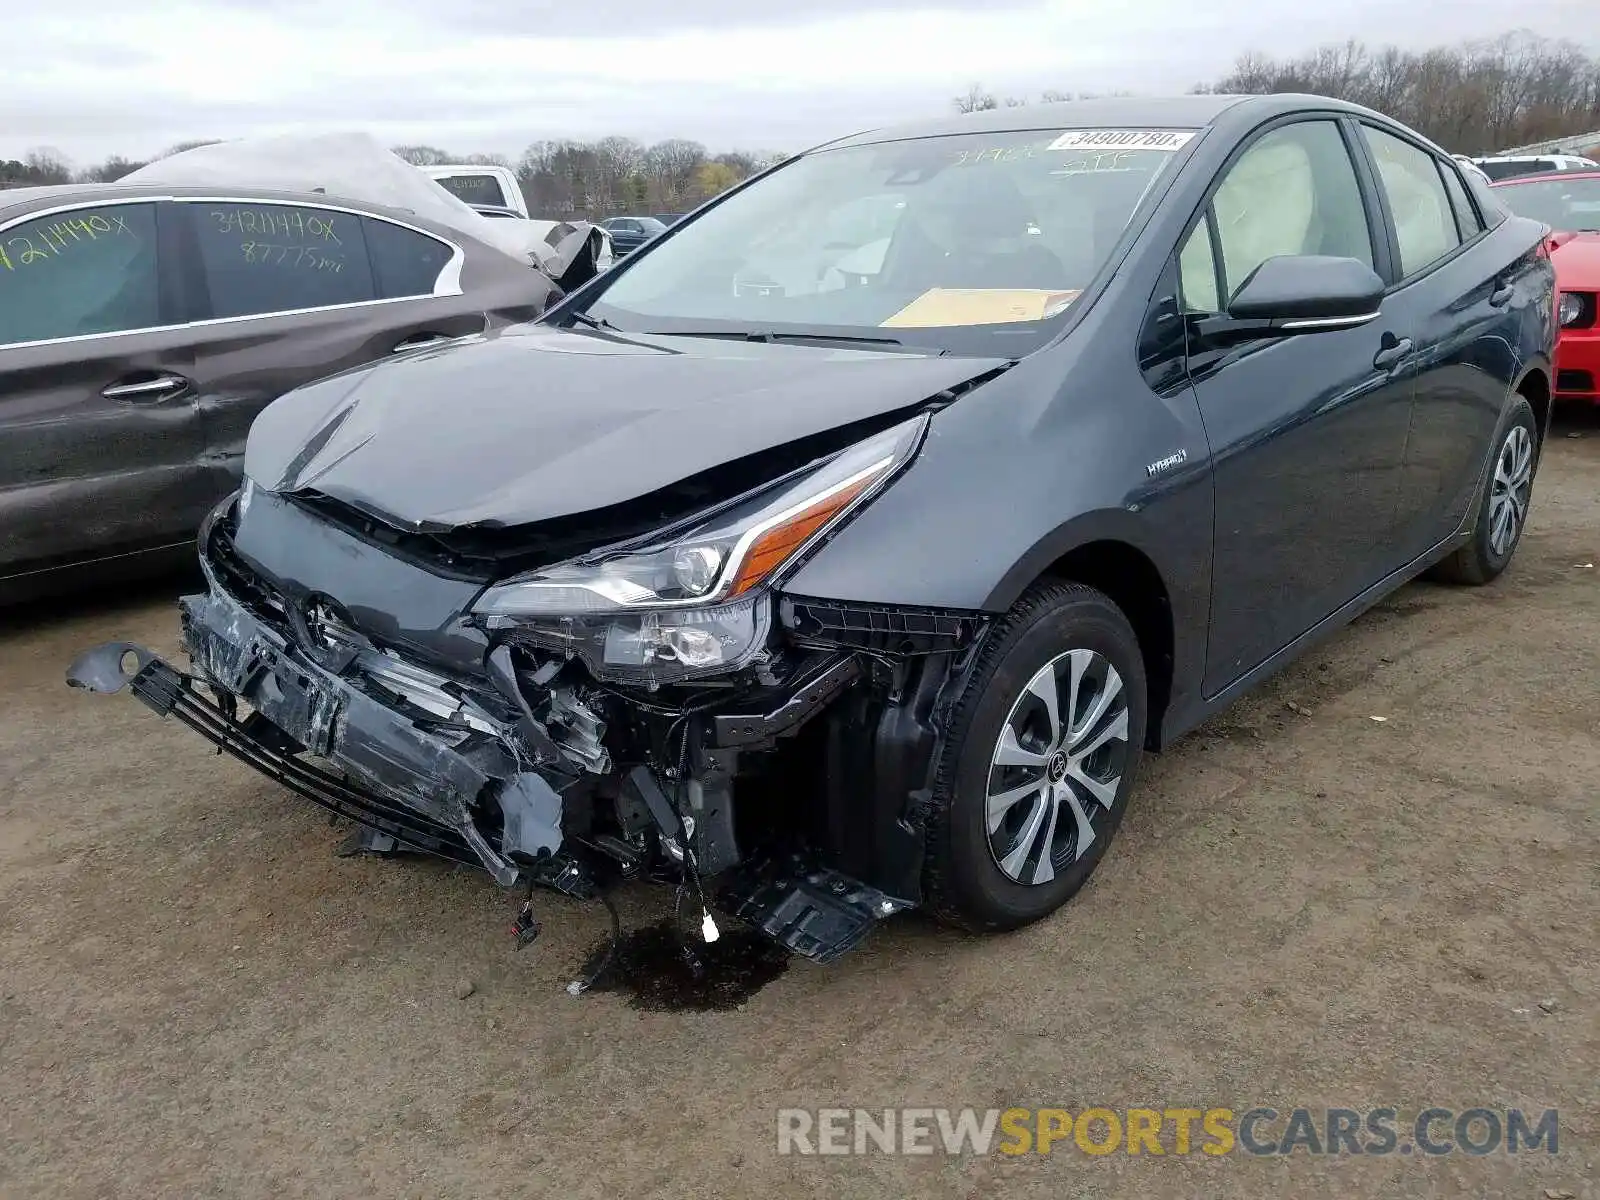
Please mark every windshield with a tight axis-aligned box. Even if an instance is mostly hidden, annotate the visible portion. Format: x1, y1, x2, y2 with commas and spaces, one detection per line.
583, 127, 1196, 355
1494, 176, 1600, 231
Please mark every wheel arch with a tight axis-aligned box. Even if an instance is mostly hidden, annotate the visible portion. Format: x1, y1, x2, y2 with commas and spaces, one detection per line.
983, 512, 1178, 750
1514, 361, 1551, 449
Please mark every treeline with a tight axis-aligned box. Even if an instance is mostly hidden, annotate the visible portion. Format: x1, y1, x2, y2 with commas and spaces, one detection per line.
0, 140, 220, 190
960, 31, 1600, 155
392, 140, 783, 218
1202, 32, 1600, 153
0, 136, 782, 219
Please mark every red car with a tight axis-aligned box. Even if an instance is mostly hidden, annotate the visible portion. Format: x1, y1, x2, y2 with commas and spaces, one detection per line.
1492, 170, 1600, 402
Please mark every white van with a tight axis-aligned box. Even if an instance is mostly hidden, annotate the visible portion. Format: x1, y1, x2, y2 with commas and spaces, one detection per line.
1469, 154, 1599, 182
420, 165, 529, 217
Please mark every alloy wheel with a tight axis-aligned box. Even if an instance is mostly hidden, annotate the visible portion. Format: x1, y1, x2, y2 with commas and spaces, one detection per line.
985, 648, 1130, 886
1488, 424, 1533, 558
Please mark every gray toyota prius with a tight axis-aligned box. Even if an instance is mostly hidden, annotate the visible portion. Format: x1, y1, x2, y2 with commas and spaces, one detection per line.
72, 94, 1556, 967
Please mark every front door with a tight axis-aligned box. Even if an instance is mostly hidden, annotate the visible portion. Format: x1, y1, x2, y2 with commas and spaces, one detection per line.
1177, 118, 1419, 694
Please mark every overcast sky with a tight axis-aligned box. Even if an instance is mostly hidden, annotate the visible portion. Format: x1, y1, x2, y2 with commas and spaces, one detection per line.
4, 0, 1589, 165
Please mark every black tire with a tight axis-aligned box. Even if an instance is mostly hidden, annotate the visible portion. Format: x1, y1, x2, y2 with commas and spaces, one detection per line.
923, 582, 1147, 932
1430, 396, 1539, 586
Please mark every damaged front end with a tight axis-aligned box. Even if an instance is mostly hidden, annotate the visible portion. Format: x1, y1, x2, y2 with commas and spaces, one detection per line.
68, 411, 991, 965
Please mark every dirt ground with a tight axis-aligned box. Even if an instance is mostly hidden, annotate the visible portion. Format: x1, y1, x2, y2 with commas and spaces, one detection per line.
3, 418, 1597, 1200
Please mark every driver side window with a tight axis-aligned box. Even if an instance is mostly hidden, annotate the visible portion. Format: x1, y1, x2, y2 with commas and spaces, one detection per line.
1179, 120, 1374, 314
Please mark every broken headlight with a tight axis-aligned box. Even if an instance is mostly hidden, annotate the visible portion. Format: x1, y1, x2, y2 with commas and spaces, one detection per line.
472, 413, 929, 685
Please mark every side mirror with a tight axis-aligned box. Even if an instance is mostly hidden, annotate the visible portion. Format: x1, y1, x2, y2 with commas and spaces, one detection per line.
1225, 254, 1385, 330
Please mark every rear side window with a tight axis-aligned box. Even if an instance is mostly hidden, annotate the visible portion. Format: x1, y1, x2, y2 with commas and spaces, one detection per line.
1360, 127, 1462, 277
1438, 163, 1484, 240
192, 202, 376, 318
1466, 173, 1509, 227
363, 217, 453, 299
0, 203, 161, 346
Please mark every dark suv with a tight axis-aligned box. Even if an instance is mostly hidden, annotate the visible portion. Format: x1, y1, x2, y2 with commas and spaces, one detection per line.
600, 215, 667, 255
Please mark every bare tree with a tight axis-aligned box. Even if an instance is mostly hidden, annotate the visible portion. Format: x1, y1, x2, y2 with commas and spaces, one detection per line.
79, 155, 147, 183
645, 139, 707, 210
23, 148, 72, 184
954, 83, 999, 113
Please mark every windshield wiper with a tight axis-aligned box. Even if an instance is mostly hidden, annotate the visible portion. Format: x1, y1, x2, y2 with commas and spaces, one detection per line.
644, 328, 939, 352
565, 309, 619, 331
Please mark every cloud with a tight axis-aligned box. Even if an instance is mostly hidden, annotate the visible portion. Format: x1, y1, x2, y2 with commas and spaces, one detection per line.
3, 0, 1591, 164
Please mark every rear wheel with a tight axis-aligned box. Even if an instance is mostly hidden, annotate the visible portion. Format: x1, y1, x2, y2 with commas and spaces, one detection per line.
1431, 396, 1537, 585
923, 583, 1147, 931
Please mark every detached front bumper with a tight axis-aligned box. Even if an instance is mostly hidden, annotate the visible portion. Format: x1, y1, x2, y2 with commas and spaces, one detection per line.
66, 586, 563, 886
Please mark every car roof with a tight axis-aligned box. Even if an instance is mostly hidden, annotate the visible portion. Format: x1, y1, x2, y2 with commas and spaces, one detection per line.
0, 181, 473, 236
813, 93, 1399, 152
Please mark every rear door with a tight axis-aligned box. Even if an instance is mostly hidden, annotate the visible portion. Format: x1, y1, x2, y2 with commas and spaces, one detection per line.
172, 198, 513, 499
0, 198, 217, 580
1177, 117, 1418, 694
1353, 124, 1541, 562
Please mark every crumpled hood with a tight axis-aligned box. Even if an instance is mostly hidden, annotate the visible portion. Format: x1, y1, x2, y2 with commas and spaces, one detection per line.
244, 323, 1007, 530
1551, 231, 1600, 287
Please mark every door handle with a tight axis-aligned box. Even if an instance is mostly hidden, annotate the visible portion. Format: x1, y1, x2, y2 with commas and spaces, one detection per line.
1372, 337, 1414, 371
102, 373, 191, 401
391, 333, 453, 354
1489, 283, 1514, 307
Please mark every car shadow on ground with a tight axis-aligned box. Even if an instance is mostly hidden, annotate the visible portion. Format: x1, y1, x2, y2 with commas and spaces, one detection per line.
1550, 397, 1600, 438
0, 565, 201, 644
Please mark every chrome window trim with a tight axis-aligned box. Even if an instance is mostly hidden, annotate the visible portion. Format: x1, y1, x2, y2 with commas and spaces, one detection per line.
1279, 311, 1380, 330
0, 194, 465, 352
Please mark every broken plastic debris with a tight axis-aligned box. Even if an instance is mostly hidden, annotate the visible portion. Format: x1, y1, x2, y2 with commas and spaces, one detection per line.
701, 911, 721, 943
1368, 715, 1388, 722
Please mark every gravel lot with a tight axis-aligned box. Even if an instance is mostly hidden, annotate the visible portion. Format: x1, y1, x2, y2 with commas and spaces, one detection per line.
3, 417, 1597, 1199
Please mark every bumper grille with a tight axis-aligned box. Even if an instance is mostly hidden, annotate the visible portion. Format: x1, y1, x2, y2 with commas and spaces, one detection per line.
131, 659, 482, 870
205, 509, 292, 631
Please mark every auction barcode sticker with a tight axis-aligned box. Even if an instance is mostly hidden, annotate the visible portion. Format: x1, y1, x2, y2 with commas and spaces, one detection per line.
1047, 129, 1195, 152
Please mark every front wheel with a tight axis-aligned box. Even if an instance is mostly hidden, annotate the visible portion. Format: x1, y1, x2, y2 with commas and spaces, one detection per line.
923, 582, 1147, 932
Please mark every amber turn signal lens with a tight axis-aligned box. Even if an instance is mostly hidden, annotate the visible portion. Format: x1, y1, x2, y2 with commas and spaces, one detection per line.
724, 468, 886, 597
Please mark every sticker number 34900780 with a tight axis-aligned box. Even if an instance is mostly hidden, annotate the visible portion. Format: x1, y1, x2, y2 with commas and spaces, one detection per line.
1047, 130, 1195, 152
